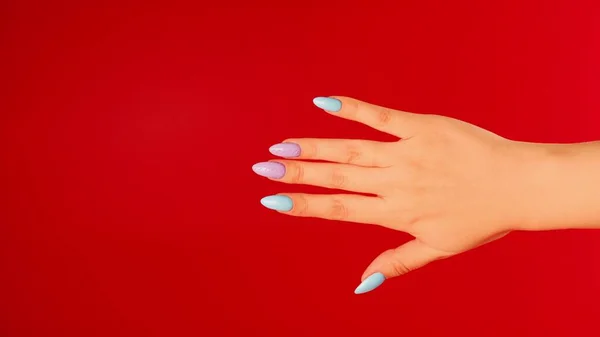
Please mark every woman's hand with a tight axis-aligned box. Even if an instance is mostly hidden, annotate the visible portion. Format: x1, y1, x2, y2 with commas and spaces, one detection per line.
251, 96, 549, 294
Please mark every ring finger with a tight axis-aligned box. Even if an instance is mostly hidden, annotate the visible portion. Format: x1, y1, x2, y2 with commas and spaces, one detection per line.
269, 138, 392, 167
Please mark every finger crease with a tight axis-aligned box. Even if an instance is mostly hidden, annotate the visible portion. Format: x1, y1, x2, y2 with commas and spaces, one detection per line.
330, 170, 348, 189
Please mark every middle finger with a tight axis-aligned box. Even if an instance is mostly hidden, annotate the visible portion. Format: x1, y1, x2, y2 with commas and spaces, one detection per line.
252, 160, 384, 194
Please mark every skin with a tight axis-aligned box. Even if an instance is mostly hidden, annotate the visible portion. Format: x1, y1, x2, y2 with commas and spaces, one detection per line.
261, 96, 600, 284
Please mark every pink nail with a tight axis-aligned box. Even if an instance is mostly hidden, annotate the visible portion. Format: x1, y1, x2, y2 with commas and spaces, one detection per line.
252, 162, 285, 179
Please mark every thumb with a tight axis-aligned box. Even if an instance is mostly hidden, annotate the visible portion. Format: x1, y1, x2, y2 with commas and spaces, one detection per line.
354, 239, 451, 294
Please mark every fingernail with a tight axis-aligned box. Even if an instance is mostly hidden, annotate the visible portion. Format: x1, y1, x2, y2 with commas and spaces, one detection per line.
252, 162, 285, 179
269, 142, 301, 158
313, 96, 342, 112
354, 272, 386, 294
260, 195, 293, 211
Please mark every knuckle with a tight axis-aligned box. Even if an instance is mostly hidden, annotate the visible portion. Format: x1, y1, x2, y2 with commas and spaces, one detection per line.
344, 143, 362, 164
392, 260, 412, 276
387, 249, 412, 275
290, 195, 310, 216
308, 141, 319, 159
376, 108, 393, 126
327, 198, 350, 220
379, 249, 411, 276
286, 162, 305, 184
329, 169, 349, 189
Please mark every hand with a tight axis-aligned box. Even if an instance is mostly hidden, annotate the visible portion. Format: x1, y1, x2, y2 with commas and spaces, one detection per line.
252, 96, 540, 294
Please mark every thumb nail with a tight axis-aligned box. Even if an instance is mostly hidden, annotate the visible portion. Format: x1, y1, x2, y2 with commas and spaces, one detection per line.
354, 272, 386, 294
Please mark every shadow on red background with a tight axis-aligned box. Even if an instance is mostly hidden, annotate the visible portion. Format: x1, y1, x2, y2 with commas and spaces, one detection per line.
2, 0, 600, 336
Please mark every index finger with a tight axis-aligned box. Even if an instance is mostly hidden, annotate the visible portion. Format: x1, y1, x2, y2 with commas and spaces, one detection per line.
313, 96, 421, 139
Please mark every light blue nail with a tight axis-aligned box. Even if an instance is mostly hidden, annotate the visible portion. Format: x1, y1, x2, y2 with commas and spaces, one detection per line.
354, 272, 386, 294
313, 97, 342, 112
260, 195, 293, 212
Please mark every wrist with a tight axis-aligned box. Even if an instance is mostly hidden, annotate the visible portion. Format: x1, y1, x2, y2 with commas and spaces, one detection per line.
512, 141, 600, 231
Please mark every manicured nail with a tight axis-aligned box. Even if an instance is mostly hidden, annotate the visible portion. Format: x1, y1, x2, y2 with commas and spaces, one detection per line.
260, 195, 293, 212
269, 142, 301, 158
252, 162, 285, 179
313, 96, 342, 112
354, 272, 386, 294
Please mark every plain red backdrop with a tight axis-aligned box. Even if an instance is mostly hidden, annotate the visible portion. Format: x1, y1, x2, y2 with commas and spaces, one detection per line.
2, 0, 600, 336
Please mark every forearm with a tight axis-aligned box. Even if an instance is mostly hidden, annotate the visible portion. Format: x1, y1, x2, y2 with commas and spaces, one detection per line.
516, 141, 600, 231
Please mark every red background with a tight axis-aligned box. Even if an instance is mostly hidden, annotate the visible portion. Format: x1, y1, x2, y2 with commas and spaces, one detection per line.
2, 0, 600, 336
